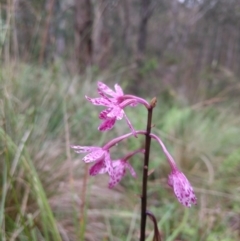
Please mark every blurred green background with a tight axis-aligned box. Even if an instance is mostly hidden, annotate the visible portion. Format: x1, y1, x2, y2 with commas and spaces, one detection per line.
1, 0, 240, 240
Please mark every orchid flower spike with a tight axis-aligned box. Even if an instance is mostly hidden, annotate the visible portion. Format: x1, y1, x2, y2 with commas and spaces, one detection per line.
86, 82, 138, 135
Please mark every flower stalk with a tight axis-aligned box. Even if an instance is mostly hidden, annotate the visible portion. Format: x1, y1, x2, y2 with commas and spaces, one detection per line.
140, 98, 156, 241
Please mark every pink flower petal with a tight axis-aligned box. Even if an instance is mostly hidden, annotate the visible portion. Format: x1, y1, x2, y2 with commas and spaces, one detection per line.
112, 160, 121, 168
85, 96, 111, 107
89, 160, 107, 176
99, 108, 111, 119
98, 117, 116, 131
83, 149, 105, 163
70, 145, 100, 153
125, 162, 137, 178
107, 107, 124, 120
97, 87, 113, 103
123, 113, 136, 136
104, 152, 114, 176
108, 163, 126, 188
168, 170, 197, 207
108, 160, 135, 188
114, 84, 124, 96
98, 82, 117, 97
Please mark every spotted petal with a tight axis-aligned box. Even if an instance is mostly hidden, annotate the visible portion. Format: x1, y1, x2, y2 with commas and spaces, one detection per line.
83, 149, 105, 163
89, 160, 107, 176
98, 117, 116, 131
125, 162, 137, 177
70, 145, 100, 153
98, 82, 118, 97
168, 170, 197, 207
104, 152, 114, 176
99, 108, 111, 119
85, 96, 112, 107
107, 107, 124, 120
108, 160, 136, 188
108, 161, 126, 188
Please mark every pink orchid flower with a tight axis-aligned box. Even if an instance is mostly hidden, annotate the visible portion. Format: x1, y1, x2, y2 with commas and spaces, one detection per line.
72, 141, 144, 188
168, 169, 197, 207
90, 158, 137, 188
109, 160, 137, 188
86, 82, 137, 134
90, 148, 144, 188
150, 133, 197, 207
71, 144, 138, 188
70, 145, 114, 177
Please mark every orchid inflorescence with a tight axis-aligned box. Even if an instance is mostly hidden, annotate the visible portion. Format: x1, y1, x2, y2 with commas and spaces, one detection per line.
71, 81, 196, 240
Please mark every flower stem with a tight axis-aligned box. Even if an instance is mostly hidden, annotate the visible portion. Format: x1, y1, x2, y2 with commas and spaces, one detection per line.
123, 94, 151, 109
149, 133, 176, 170
140, 105, 154, 241
122, 148, 145, 161
103, 130, 146, 150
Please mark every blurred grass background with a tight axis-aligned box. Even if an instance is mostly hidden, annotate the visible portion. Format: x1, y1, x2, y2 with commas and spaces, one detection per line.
1, 62, 240, 241
1, 0, 240, 240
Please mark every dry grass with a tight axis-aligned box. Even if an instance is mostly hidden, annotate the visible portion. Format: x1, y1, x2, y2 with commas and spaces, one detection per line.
1, 62, 240, 241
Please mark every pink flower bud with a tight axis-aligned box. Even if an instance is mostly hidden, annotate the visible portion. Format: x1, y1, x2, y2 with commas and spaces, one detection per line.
168, 170, 197, 207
